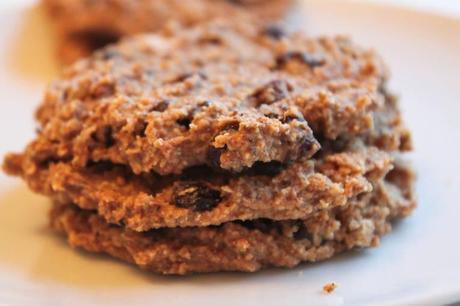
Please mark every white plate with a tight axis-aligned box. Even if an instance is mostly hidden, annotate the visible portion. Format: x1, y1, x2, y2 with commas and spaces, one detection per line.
1, 1, 460, 305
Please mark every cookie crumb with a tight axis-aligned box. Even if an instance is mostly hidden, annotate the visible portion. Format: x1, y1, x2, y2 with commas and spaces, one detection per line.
323, 282, 338, 294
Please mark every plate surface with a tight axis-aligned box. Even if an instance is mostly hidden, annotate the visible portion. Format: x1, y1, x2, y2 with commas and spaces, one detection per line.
0, 1, 459, 305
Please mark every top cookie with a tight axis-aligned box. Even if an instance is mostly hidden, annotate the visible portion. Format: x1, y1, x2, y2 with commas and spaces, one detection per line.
27, 21, 394, 176
42, 0, 292, 63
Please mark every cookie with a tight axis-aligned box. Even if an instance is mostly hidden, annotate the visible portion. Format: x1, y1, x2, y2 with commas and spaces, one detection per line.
49, 163, 415, 274
2, 20, 416, 275
42, 0, 292, 64
5, 147, 391, 230
15, 21, 405, 179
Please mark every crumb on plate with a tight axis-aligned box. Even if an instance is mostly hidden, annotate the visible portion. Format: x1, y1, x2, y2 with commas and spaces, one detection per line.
323, 282, 338, 294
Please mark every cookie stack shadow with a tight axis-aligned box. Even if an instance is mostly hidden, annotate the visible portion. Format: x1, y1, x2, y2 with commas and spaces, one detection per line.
3, 20, 415, 275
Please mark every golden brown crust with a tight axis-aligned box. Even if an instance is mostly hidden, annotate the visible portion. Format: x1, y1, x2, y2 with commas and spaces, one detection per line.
16, 21, 402, 178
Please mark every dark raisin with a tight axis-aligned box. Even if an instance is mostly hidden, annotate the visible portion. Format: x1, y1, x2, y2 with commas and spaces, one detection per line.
299, 136, 319, 156
92, 126, 115, 147
293, 221, 313, 240
250, 79, 293, 106
207, 146, 224, 169
206, 122, 239, 169
263, 25, 286, 40
36, 156, 66, 168
176, 117, 191, 129
150, 100, 169, 112
86, 160, 115, 172
172, 182, 222, 212
264, 113, 280, 120
177, 105, 204, 130
132, 120, 148, 137
103, 126, 115, 147
276, 51, 326, 69
247, 161, 285, 176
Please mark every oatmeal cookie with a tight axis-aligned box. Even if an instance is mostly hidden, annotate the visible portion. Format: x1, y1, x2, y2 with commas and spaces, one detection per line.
42, 0, 292, 64
49, 163, 415, 274
17, 21, 402, 177
5, 147, 392, 230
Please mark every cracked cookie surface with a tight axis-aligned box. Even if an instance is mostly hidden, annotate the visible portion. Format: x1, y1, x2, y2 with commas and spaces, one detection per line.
16, 21, 404, 177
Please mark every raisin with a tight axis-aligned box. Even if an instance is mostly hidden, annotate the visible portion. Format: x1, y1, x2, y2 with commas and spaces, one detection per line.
208, 146, 225, 169
36, 156, 69, 169
103, 126, 115, 147
207, 122, 239, 168
263, 25, 286, 40
86, 160, 115, 172
247, 161, 285, 176
250, 80, 293, 106
92, 126, 115, 147
150, 100, 169, 112
264, 113, 280, 120
276, 51, 325, 69
177, 104, 207, 130
132, 120, 148, 137
172, 183, 222, 212
299, 136, 319, 156
293, 221, 313, 240
177, 117, 192, 129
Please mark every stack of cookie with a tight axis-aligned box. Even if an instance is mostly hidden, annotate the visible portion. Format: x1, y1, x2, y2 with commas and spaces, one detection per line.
3, 20, 415, 274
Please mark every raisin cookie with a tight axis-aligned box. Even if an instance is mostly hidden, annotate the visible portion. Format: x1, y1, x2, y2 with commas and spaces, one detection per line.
3, 21, 415, 275
42, 0, 292, 64
49, 163, 415, 274
11, 21, 405, 178
5, 147, 391, 230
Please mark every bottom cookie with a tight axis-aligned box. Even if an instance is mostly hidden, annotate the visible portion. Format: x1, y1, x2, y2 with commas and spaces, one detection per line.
50, 164, 415, 275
